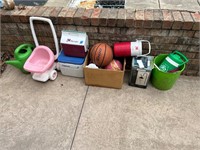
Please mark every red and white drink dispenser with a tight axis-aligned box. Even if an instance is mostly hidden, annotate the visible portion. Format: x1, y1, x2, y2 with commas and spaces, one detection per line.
114, 40, 151, 57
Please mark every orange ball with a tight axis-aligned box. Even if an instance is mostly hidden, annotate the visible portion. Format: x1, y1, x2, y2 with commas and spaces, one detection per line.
89, 43, 113, 67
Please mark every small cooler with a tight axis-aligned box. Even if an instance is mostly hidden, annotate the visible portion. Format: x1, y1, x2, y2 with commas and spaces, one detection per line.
58, 51, 85, 78
60, 30, 88, 58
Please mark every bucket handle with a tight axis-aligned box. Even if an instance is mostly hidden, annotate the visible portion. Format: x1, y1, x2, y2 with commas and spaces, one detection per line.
172, 50, 189, 65
140, 40, 151, 56
154, 63, 162, 71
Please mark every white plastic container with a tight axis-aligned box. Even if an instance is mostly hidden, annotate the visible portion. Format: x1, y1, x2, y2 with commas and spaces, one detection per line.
58, 51, 85, 78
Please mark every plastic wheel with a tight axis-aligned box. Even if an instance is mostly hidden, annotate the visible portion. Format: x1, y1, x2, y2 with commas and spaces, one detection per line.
50, 70, 57, 80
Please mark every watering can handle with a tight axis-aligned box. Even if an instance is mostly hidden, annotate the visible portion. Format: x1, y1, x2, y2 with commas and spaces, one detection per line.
173, 50, 189, 65
14, 44, 34, 60
29, 16, 59, 60
140, 40, 151, 56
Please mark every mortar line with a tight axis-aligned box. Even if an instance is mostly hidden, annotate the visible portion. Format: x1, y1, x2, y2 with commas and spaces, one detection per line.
70, 86, 89, 150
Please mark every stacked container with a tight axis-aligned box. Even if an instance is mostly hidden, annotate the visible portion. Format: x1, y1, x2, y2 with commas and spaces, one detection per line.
58, 30, 88, 78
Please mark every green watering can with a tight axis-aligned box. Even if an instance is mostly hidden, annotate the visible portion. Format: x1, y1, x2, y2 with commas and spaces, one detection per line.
6, 44, 34, 73
158, 50, 189, 72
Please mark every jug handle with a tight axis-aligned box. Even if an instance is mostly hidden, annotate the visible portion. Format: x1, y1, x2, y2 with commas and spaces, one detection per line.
140, 40, 151, 56
173, 50, 189, 65
14, 44, 34, 59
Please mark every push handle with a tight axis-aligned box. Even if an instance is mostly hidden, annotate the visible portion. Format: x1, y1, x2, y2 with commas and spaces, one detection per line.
140, 40, 151, 56
29, 17, 59, 60
173, 50, 189, 65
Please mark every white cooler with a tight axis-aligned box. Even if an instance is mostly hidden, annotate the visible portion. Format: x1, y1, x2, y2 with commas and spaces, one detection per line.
58, 51, 85, 78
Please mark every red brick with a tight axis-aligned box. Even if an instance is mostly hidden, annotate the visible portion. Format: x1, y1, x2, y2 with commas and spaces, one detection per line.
183, 31, 195, 38
49, 7, 62, 24
162, 10, 173, 29
135, 10, 144, 28
191, 12, 200, 30
27, 6, 40, 16
184, 52, 196, 59
108, 9, 118, 27
42, 7, 55, 17
144, 9, 153, 28
66, 8, 77, 25
181, 11, 194, 30
36, 7, 48, 16
169, 30, 183, 37
117, 9, 126, 27
126, 9, 135, 27
51, 7, 62, 17
150, 29, 169, 36
126, 28, 135, 35
189, 59, 199, 65
77, 26, 98, 33
1, 9, 16, 22
23, 36, 34, 43
58, 7, 69, 24
88, 33, 109, 41
74, 8, 85, 25
186, 64, 199, 71
187, 45, 199, 52
18, 6, 33, 23
172, 11, 183, 29
99, 27, 120, 34
153, 10, 163, 29
91, 8, 101, 26
17, 23, 31, 36
81, 9, 93, 26
153, 36, 178, 44
135, 29, 149, 36
99, 9, 109, 26
1, 28, 10, 35
184, 70, 198, 76
4, 8, 27, 23
10, 8, 22, 22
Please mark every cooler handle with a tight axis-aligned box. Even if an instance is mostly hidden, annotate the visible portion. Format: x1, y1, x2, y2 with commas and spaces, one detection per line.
173, 50, 189, 65
140, 40, 151, 56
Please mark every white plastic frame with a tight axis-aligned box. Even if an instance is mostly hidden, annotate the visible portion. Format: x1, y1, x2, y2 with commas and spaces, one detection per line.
29, 16, 59, 60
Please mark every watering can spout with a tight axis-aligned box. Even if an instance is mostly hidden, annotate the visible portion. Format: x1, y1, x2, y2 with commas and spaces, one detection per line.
6, 59, 21, 67
6, 60, 28, 73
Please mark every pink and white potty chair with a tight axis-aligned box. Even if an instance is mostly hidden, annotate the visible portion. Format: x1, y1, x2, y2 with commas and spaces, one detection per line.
24, 17, 59, 82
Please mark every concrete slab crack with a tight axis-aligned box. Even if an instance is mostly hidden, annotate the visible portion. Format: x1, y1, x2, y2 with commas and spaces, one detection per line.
69, 86, 89, 150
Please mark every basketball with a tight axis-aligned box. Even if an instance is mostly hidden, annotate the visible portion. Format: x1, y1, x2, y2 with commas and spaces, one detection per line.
89, 43, 113, 67
104, 59, 123, 71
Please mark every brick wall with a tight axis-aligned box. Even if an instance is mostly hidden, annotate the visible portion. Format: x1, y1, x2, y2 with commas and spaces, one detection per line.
0, 7, 199, 76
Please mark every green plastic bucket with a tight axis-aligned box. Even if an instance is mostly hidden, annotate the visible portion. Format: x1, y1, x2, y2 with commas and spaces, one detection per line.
151, 54, 185, 90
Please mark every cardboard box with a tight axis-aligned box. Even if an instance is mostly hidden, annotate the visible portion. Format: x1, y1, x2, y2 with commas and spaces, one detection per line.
83, 55, 126, 89
60, 30, 88, 57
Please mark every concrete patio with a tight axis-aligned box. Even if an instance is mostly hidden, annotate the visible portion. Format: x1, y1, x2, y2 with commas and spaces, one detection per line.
1, 0, 200, 150
0, 66, 200, 150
